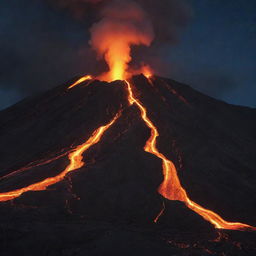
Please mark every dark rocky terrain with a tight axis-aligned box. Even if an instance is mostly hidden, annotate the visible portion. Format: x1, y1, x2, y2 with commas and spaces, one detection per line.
0, 75, 255, 255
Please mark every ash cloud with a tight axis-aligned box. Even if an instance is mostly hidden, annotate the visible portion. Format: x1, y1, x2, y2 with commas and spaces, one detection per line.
89, 0, 155, 80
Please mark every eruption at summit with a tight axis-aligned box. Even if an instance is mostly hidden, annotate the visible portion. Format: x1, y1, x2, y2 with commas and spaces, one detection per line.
90, 0, 154, 81
0, 0, 255, 255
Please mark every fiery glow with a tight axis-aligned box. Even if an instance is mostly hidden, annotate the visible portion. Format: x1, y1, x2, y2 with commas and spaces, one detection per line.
126, 80, 255, 231
91, 28, 153, 82
68, 75, 92, 89
0, 115, 118, 202
90, 1, 154, 82
97, 40, 131, 81
141, 65, 153, 78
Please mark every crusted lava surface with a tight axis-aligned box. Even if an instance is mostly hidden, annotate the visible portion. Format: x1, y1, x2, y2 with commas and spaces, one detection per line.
0, 75, 255, 255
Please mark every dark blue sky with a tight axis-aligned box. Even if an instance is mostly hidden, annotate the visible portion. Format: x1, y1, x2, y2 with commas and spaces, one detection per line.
0, 0, 255, 109
169, 0, 256, 107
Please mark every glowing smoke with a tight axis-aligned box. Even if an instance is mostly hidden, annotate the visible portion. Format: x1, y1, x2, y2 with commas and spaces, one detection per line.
90, 0, 154, 81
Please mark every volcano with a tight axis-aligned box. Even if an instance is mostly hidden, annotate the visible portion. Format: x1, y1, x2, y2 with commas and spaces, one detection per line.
0, 75, 255, 255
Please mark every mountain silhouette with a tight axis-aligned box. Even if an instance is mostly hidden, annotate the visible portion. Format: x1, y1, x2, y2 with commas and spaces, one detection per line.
0, 75, 255, 255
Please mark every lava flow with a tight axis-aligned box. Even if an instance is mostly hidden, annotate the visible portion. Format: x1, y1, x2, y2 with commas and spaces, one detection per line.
0, 114, 118, 202
125, 79, 256, 231
68, 75, 92, 89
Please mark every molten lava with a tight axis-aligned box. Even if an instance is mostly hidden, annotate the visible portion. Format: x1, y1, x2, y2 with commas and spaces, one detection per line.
125, 79, 256, 231
91, 32, 153, 82
68, 75, 92, 89
0, 114, 118, 202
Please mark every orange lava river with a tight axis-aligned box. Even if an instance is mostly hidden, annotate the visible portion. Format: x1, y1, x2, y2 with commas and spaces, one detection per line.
0, 114, 118, 202
125, 80, 256, 231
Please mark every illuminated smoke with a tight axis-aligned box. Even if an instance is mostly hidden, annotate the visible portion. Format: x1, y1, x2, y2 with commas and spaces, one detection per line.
89, 0, 154, 81
47, 0, 191, 78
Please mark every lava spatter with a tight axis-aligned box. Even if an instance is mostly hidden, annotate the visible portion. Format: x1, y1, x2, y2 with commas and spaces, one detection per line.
0, 114, 119, 202
125, 79, 256, 231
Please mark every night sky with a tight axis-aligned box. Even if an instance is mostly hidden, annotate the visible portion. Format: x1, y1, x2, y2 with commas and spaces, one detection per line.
0, 0, 255, 109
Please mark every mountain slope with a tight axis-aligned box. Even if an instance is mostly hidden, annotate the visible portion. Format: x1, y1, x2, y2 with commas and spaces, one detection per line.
0, 75, 255, 255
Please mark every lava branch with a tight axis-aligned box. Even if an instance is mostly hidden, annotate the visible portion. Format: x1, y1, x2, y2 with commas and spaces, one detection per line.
154, 200, 166, 223
1, 75, 94, 183
125, 80, 256, 231
0, 151, 69, 181
68, 75, 92, 89
0, 114, 119, 202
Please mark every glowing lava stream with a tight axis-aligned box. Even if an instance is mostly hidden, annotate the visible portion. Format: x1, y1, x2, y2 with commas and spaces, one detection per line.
68, 75, 92, 89
125, 80, 256, 231
0, 114, 118, 202
154, 201, 165, 223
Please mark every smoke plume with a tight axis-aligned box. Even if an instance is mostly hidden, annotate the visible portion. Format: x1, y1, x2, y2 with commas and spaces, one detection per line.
90, 0, 154, 80
0, 0, 191, 109
49, 0, 192, 78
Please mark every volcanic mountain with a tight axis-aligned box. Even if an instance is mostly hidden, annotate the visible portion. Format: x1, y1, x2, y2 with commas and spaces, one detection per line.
0, 75, 255, 256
